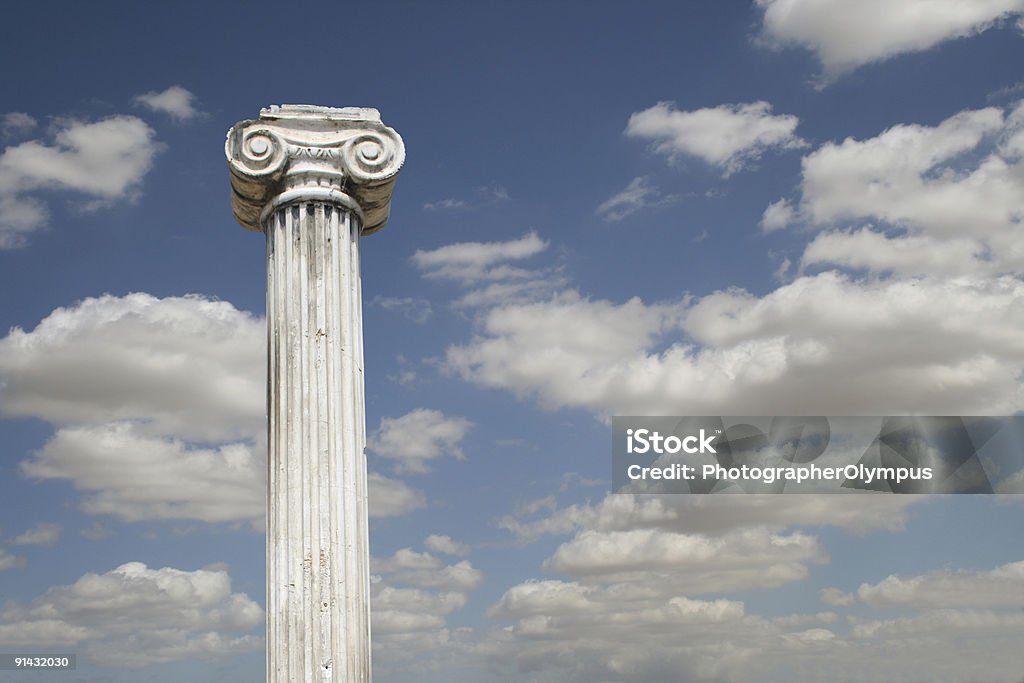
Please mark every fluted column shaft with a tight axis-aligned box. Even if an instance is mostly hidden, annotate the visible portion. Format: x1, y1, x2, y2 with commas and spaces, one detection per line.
266, 201, 370, 682
226, 104, 404, 683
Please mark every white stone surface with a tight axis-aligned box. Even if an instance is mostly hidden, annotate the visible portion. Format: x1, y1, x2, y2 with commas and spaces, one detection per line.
226, 104, 405, 235
226, 106, 404, 682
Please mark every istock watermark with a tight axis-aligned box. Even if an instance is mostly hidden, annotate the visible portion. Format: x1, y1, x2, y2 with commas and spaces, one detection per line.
626, 427, 719, 454
611, 416, 1024, 494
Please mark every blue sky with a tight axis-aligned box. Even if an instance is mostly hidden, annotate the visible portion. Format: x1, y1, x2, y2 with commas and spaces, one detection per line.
2, 1, 1024, 681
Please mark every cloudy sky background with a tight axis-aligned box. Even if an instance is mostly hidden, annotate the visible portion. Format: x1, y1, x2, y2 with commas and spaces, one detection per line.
2, 1, 1024, 681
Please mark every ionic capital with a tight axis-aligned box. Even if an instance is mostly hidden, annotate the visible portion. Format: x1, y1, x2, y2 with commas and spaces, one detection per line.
226, 104, 405, 234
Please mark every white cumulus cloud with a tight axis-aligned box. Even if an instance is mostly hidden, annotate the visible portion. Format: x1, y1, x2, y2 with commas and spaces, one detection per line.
11, 522, 62, 546
770, 102, 1024, 278
134, 85, 202, 121
22, 423, 265, 525
851, 560, 1024, 608
368, 472, 427, 518
412, 231, 565, 308
0, 293, 265, 442
595, 176, 678, 221
757, 0, 1024, 81
545, 527, 826, 594
425, 534, 471, 557
0, 115, 159, 247
0, 562, 262, 667
371, 547, 483, 665
0, 548, 26, 571
446, 273, 1024, 417
479, 490, 1021, 682
485, 575, 824, 682
369, 408, 472, 474
413, 231, 548, 283
626, 101, 805, 176
1, 112, 37, 138
374, 548, 483, 592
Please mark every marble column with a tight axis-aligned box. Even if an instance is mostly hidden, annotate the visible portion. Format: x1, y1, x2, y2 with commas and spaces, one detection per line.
226, 105, 404, 682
